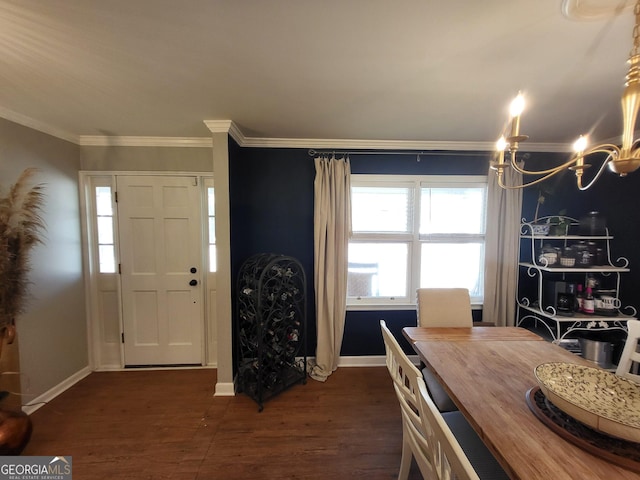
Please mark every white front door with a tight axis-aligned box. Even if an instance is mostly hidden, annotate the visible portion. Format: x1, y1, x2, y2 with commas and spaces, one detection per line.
117, 175, 204, 366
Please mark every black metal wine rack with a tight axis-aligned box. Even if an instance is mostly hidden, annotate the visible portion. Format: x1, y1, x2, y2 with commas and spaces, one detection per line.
236, 253, 307, 411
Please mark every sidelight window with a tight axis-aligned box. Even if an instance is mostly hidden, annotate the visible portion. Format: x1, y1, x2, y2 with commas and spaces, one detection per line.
95, 185, 116, 273
207, 185, 217, 273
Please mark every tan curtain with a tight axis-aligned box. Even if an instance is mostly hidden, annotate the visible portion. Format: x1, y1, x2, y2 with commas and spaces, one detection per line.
483, 165, 523, 326
309, 156, 351, 382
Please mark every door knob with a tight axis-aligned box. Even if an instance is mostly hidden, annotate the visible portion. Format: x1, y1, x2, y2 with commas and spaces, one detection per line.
190, 267, 197, 273
189, 279, 198, 286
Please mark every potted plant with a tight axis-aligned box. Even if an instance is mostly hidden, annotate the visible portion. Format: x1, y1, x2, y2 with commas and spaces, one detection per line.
0, 168, 45, 335
0, 168, 45, 454
549, 210, 570, 236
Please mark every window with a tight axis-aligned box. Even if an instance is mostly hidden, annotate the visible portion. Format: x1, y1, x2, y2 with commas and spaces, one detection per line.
347, 175, 487, 308
207, 185, 217, 272
95, 185, 116, 273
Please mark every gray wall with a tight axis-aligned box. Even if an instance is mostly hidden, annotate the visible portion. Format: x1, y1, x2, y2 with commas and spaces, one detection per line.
0, 118, 87, 403
0, 127, 215, 404
80, 145, 213, 172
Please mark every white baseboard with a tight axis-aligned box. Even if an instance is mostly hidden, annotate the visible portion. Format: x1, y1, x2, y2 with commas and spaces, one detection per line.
214, 381, 235, 396
337, 355, 419, 367
23, 366, 92, 415
93, 365, 123, 371
337, 355, 385, 367
94, 365, 215, 372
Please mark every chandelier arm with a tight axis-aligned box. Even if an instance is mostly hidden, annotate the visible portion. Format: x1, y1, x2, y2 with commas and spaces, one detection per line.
583, 144, 620, 157
578, 151, 618, 191
497, 166, 569, 190
508, 154, 580, 176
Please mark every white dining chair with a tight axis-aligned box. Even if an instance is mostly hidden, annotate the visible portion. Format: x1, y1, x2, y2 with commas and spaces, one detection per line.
416, 288, 473, 328
381, 320, 509, 480
380, 320, 435, 480
416, 288, 473, 412
616, 319, 640, 384
417, 376, 511, 480
416, 376, 480, 480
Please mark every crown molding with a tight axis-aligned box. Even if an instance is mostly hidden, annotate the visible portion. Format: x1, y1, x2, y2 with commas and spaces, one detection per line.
203, 120, 570, 151
203, 120, 245, 145
243, 136, 488, 150
0, 106, 78, 144
203, 119, 234, 133
78, 136, 212, 147
76, 133, 569, 152
0, 108, 572, 152
236, 136, 570, 153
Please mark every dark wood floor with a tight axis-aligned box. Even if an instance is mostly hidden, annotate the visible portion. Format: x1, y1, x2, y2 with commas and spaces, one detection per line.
22, 367, 423, 479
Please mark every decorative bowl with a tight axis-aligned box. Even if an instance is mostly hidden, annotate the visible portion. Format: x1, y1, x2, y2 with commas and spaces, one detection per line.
534, 362, 640, 442
532, 224, 550, 236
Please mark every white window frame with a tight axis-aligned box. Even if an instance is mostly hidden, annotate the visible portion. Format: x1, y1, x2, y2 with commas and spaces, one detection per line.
85, 175, 119, 276
204, 178, 217, 273
347, 174, 487, 310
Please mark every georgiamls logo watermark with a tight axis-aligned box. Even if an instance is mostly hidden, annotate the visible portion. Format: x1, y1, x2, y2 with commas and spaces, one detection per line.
0, 456, 72, 479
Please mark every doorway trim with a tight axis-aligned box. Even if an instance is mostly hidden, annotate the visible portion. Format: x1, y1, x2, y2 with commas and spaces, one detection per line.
79, 171, 216, 371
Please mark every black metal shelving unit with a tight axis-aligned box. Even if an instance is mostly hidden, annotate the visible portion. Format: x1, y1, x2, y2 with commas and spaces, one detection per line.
236, 253, 307, 411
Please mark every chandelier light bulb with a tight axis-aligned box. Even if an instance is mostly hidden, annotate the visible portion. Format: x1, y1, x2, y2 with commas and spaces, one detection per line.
573, 135, 588, 153
509, 93, 525, 118
496, 136, 507, 151
508, 93, 525, 138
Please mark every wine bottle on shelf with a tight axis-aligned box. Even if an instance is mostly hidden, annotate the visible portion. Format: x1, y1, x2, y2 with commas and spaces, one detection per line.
583, 287, 595, 314
576, 284, 584, 312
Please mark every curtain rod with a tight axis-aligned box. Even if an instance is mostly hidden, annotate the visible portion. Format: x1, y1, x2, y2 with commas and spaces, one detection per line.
307, 149, 493, 158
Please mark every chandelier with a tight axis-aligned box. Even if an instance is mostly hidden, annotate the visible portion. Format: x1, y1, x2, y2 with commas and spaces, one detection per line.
492, 0, 640, 190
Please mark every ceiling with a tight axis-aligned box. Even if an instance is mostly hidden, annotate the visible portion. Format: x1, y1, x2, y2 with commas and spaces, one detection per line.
0, 0, 636, 149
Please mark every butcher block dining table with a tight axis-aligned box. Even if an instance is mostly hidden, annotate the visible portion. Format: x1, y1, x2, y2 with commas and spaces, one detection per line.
402, 326, 640, 480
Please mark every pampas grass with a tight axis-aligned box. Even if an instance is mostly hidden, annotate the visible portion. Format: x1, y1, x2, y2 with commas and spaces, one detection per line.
0, 169, 46, 328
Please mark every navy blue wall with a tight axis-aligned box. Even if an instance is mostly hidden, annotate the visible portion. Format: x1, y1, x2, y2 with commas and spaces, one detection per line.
228, 141, 640, 357
228, 142, 316, 359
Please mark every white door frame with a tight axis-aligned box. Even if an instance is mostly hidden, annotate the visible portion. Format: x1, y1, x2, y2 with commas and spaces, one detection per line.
79, 171, 216, 371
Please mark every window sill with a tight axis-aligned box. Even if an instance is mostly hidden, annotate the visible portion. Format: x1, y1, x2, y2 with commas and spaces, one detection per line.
346, 304, 484, 312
